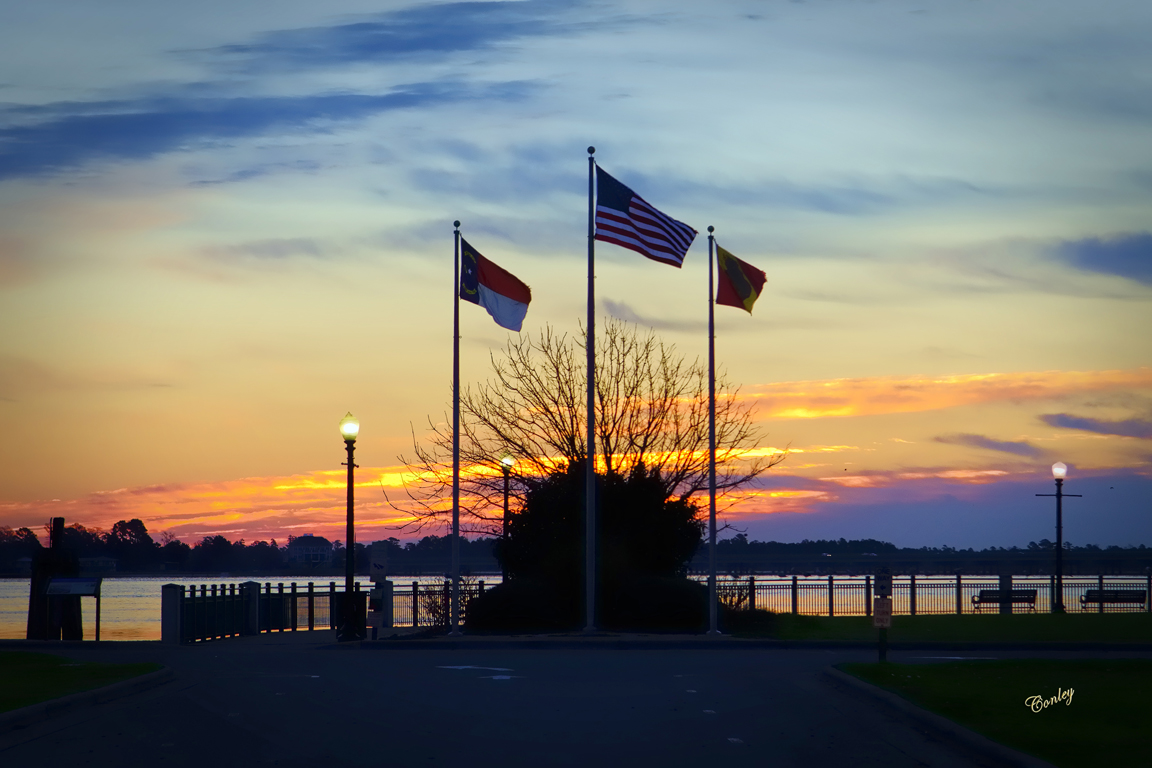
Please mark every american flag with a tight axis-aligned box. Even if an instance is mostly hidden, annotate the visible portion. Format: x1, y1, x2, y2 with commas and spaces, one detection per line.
594, 166, 697, 267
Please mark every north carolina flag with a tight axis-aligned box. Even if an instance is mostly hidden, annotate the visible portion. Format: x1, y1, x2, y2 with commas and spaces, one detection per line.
715, 245, 766, 314
460, 238, 532, 331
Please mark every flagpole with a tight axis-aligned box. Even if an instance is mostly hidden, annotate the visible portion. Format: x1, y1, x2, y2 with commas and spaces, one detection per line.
585, 146, 597, 633
450, 220, 462, 636
707, 226, 719, 635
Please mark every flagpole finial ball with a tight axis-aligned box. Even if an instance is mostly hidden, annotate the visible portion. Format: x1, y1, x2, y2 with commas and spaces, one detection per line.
588, 146, 595, 155
708, 225, 714, 233
454, 220, 460, 228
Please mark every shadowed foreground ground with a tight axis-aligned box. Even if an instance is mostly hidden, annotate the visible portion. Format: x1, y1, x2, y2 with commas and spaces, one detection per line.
3, 632, 1147, 768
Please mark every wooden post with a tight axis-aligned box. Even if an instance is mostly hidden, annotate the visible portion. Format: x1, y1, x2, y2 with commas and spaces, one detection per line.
1098, 574, 1105, 614
791, 575, 799, 615
277, 583, 284, 631
412, 581, 420, 628
827, 575, 834, 617
909, 574, 917, 616
291, 583, 298, 631
956, 573, 963, 615
308, 582, 315, 630
865, 576, 872, 617
329, 582, 336, 630
999, 574, 1012, 614
161, 584, 182, 644
201, 585, 208, 641
747, 576, 755, 612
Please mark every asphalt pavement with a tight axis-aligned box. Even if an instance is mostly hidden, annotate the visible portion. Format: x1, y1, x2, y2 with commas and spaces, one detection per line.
3, 632, 1147, 768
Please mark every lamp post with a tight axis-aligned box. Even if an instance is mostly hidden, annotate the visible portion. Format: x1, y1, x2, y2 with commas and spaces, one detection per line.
338, 412, 362, 641
500, 454, 514, 583
1037, 462, 1080, 614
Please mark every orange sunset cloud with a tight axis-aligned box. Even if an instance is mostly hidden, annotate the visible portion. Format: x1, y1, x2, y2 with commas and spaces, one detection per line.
748, 368, 1152, 420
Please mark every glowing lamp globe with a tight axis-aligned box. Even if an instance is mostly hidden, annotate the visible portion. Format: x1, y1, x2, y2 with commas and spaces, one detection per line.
500, 454, 515, 468
1051, 462, 1067, 479
339, 412, 360, 442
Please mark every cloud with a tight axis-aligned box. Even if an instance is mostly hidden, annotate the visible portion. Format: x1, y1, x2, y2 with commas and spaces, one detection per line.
602, 299, 704, 333
0, 80, 539, 180
201, 0, 599, 73
934, 433, 1043, 458
201, 238, 328, 262
1040, 413, 1152, 439
1053, 232, 1152, 285
748, 367, 1152, 420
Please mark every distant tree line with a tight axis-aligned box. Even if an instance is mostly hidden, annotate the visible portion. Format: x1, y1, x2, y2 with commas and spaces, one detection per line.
0, 522, 502, 576
3, 524, 1148, 577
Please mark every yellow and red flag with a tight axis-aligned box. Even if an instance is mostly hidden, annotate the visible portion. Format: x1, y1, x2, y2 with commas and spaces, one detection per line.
715, 245, 766, 313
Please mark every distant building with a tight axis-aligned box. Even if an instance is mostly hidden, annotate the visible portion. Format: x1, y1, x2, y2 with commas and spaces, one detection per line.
79, 556, 118, 574
287, 535, 332, 566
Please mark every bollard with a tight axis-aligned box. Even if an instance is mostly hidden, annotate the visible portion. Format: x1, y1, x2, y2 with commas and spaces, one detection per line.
291, 583, 298, 631
955, 573, 963, 615
865, 576, 872, 617
827, 575, 834, 617
308, 582, 315, 630
791, 575, 799, 615
999, 574, 1013, 614
412, 581, 420, 628
909, 574, 917, 617
747, 576, 755, 612
161, 584, 183, 644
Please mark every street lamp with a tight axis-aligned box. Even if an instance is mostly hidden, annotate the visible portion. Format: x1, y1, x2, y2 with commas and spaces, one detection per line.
1037, 461, 1080, 614
337, 412, 362, 641
500, 454, 514, 582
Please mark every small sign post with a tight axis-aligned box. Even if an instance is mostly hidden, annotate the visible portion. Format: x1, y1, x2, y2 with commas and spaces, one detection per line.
46, 578, 102, 641
370, 542, 389, 583
873, 595, 892, 663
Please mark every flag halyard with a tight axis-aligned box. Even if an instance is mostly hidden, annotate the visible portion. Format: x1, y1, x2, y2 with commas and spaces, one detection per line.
715, 245, 766, 314
594, 166, 697, 267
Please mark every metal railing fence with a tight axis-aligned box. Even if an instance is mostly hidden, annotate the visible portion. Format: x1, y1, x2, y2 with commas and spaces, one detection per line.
168, 573, 1150, 641
711, 574, 1151, 618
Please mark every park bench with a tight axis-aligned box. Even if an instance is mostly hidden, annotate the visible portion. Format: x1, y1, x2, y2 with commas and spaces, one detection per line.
971, 589, 1037, 612
1079, 589, 1147, 611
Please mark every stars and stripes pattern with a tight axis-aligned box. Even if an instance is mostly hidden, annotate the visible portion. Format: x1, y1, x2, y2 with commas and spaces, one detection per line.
594, 166, 697, 267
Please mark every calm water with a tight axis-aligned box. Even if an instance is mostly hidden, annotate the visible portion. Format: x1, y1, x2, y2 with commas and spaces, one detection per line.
0, 575, 492, 641
3, 574, 1138, 640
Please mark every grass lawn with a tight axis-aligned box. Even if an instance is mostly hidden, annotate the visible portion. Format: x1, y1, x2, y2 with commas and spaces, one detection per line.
0, 652, 162, 714
732, 611, 1152, 643
837, 659, 1152, 768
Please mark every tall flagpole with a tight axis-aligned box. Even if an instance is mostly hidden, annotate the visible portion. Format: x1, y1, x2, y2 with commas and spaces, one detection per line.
450, 220, 462, 636
585, 146, 597, 632
707, 226, 719, 635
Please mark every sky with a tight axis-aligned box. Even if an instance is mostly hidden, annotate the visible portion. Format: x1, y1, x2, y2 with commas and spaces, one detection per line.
1, 0, 1150, 550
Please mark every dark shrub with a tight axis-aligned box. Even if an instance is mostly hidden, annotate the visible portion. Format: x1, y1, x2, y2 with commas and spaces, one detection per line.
720, 608, 777, 635
601, 576, 708, 632
465, 579, 579, 632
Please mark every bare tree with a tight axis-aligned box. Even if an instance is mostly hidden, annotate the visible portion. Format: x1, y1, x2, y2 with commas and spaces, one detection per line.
396, 318, 785, 534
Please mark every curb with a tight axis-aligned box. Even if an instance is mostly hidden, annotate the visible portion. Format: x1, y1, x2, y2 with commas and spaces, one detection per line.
0, 667, 175, 736
824, 667, 1058, 768
350, 636, 1152, 651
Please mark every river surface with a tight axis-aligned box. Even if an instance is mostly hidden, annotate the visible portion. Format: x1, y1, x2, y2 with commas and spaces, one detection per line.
0, 574, 497, 641
2, 574, 1134, 641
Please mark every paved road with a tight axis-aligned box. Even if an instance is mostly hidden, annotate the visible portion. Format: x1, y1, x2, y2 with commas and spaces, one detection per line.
4, 634, 1143, 768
